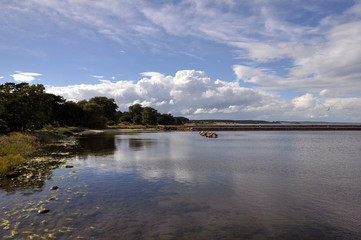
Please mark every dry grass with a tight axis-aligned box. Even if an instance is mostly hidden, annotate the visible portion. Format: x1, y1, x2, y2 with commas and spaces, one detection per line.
0, 133, 39, 175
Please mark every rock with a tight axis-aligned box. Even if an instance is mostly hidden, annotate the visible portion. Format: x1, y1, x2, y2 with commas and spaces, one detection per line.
50, 185, 59, 190
48, 197, 56, 201
199, 131, 218, 138
26, 173, 34, 179
6, 171, 21, 178
38, 208, 50, 214
65, 165, 74, 168
210, 133, 218, 138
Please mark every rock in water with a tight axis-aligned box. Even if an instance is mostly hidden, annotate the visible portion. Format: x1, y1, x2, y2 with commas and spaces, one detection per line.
50, 185, 59, 190
27, 173, 34, 179
65, 165, 74, 168
38, 208, 50, 214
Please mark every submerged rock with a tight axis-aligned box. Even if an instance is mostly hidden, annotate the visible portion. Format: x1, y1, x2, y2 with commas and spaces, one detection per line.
48, 196, 56, 201
38, 208, 50, 214
26, 173, 34, 179
50, 185, 59, 190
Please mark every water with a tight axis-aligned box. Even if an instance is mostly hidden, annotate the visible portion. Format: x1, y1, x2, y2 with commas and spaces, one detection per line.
1, 131, 361, 239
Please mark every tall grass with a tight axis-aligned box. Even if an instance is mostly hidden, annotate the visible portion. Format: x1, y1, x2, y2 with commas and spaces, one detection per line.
0, 133, 39, 175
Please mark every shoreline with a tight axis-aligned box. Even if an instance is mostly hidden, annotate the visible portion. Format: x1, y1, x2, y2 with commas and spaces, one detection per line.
186, 124, 361, 131
76, 128, 157, 136
77, 124, 361, 135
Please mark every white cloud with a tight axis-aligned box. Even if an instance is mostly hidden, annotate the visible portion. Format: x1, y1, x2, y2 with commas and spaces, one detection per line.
10, 71, 42, 83
287, 93, 361, 120
47, 70, 285, 118
0, 76, 4, 79
4, 1, 361, 121
46, 69, 361, 122
92, 75, 104, 79
233, 19, 361, 96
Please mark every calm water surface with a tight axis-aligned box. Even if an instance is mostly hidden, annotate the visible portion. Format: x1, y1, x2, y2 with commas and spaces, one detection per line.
1, 131, 361, 239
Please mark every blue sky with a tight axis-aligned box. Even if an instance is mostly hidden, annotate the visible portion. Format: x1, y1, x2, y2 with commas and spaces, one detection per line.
1, 0, 361, 122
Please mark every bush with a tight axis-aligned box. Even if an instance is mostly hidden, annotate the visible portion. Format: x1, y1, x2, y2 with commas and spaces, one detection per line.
0, 119, 10, 134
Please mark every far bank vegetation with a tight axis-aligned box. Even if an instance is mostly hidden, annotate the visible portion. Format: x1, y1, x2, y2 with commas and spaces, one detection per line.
0, 82, 189, 175
0, 82, 189, 134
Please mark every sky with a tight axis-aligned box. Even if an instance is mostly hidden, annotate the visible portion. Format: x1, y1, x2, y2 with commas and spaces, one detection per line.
1, 0, 361, 122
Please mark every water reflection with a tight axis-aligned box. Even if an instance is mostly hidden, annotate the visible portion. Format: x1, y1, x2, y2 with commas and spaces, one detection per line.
2, 131, 361, 239
0, 157, 63, 193
77, 133, 116, 155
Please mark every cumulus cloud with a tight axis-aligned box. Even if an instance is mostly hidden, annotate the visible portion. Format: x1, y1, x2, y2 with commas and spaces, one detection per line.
4, 1, 361, 95
47, 70, 287, 119
46, 69, 361, 122
10, 71, 42, 83
233, 19, 361, 96
4, 1, 361, 121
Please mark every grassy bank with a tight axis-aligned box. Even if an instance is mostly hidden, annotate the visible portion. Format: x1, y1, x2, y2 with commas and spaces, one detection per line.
0, 127, 83, 176
0, 133, 40, 175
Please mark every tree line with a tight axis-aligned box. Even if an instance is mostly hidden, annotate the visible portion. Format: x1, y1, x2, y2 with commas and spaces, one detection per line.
0, 82, 189, 134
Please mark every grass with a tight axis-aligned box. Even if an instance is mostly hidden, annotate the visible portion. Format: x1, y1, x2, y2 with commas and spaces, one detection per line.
0, 133, 39, 175
0, 126, 85, 175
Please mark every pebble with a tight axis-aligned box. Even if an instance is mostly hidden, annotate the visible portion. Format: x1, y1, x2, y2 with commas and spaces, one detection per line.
26, 173, 34, 179
50, 185, 59, 190
38, 208, 50, 214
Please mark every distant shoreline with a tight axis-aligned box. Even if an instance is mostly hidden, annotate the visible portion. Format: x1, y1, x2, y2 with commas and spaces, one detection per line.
77, 124, 361, 135
185, 124, 361, 131
76, 128, 157, 135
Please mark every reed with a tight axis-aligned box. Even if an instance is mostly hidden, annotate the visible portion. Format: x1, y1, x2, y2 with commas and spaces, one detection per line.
0, 133, 39, 175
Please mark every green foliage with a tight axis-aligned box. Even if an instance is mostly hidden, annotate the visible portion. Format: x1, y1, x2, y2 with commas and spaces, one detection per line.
0, 133, 38, 175
0, 83, 65, 131
128, 104, 143, 124
121, 104, 189, 126
158, 114, 176, 125
0, 82, 189, 133
142, 107, 158, 125
0, 119, 10, 134
119, 112, 132, 123
0, 154, 24, 175
89, 97, 118, 122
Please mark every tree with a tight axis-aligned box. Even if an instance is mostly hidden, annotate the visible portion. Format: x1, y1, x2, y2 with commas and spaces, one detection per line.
174, 117, 190, 125
56, 101, 84, 126
0, 82, 62, 131
119, 112, 132, 123
128, 104, 143, 124
157, 114, 176, 125
88, 97, 118, 122
76, 97, 119, 128
142, 107, 158, 125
